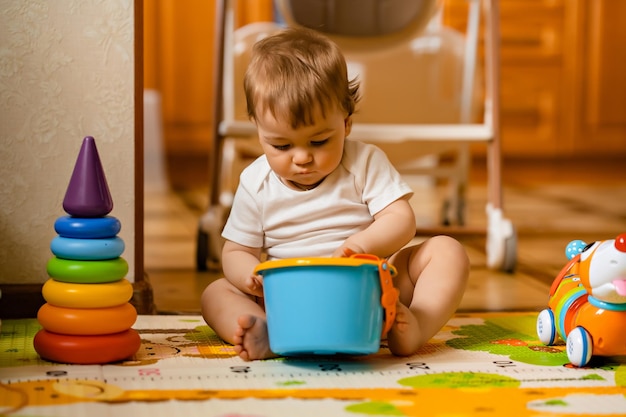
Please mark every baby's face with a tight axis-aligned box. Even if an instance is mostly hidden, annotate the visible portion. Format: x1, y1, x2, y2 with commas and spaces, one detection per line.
255, 105, 351, 190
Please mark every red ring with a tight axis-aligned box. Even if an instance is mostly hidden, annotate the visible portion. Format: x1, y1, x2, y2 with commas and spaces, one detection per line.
33, 329, 141, 364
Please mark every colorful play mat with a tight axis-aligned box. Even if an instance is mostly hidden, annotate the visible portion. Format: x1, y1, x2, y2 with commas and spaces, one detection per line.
1, 312, 625, 416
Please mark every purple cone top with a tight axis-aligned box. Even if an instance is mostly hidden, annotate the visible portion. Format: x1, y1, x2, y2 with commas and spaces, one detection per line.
63, 136, 114, 217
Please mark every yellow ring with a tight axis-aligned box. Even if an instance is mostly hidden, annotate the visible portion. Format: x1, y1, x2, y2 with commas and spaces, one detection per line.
37, 303, 137, 335
42, 279, 133, 308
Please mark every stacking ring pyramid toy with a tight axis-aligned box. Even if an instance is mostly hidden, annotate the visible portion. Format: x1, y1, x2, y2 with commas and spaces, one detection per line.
33, 136, 141, 364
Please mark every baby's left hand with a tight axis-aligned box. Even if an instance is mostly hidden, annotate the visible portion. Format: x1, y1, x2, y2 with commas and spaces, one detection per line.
245, 274, 264, 297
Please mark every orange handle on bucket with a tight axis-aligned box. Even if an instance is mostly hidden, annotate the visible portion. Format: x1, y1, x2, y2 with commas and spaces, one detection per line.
350, 254, 399, 337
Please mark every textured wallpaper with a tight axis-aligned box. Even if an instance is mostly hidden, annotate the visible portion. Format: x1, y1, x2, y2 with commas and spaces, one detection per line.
0, 1, 136, 284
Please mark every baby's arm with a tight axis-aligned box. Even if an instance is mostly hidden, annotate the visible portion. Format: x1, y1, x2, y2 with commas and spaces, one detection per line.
222, 240, 264, 297
334, 196, 416, 258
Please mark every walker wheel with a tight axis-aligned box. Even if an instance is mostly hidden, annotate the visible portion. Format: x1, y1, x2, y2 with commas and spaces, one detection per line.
486, 205, 517, 272
196, 205, 228, 271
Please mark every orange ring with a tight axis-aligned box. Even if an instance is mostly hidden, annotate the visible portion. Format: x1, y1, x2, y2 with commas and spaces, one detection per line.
42, 279, 133, 308
34, 329, 141, 364
37, 303, 137, 335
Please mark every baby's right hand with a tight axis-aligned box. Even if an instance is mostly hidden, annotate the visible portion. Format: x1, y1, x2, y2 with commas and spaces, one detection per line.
245, 274, 264, 297
332, 243, 365, 258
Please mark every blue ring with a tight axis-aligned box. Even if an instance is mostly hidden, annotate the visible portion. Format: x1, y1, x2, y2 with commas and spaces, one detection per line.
54, 216, 121, 239
50, 236, 125, 260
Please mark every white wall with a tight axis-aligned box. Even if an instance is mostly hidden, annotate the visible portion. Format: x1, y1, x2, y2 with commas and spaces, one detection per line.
0, 1, 136, 284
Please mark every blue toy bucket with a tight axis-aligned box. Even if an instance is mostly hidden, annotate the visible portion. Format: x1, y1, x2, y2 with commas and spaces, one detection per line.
255, 254, 398, 356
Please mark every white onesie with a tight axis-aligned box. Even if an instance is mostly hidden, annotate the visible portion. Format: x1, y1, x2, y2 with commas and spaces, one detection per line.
222, 139, 414, 259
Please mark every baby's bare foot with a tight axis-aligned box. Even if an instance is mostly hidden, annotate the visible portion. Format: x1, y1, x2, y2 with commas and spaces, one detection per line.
386, 303, 422, 356
233, 315, 276, 361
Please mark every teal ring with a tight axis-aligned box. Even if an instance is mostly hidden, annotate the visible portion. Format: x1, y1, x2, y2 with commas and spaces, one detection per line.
47, 257, 128, 283
50, 236, 125, 260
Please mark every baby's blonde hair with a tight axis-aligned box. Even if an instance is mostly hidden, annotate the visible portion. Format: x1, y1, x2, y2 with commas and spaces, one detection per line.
244, 27, 360, 129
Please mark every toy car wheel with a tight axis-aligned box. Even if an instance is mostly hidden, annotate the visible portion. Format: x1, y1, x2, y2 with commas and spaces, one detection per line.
536, 309, 556, 345
566, 326, 593, 367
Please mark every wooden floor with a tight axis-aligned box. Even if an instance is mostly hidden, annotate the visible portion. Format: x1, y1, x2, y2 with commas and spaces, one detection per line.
145, 155, 626, 315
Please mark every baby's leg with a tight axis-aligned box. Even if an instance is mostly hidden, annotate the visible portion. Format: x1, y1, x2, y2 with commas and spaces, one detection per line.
386, 235, 469, 356
201, 278, 275, 360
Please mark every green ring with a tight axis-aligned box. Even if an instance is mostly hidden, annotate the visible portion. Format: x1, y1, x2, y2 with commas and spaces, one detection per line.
47, 257, 128, 283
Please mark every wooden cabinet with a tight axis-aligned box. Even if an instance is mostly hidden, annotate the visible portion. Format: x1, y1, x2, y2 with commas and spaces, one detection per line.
568, 0, 626, 156
144, 0, 216, 154
146, 0, 626, 158
497, 0, 565, 156
143, 0, 273, 155
445, 0, 626, 157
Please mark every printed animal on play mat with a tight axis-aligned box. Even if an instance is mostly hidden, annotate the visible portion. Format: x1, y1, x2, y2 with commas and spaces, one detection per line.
119, 326, 236, 366
537, 233, 626, 367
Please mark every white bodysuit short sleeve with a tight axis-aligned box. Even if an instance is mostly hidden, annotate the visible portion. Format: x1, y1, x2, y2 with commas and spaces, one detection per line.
222, 139, 413, 259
